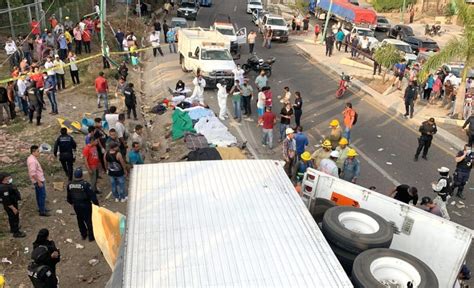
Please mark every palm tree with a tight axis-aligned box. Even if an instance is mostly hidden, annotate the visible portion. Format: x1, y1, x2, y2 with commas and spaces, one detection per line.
418, 0, 474, 119
373, 43, 403, 83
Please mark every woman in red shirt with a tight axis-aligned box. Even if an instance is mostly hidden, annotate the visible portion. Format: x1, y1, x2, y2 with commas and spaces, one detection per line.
30, 66, 45, 106
82, 30, 91, 54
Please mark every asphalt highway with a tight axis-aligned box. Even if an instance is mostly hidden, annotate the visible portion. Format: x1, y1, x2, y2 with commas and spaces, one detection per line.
157, 0, 474, 270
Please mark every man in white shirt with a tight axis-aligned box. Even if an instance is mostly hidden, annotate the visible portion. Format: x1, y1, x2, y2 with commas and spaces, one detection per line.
149, 31, 163, 57
44, 56, 56, 77
105, 106, 119, 130
5, 36, 18, 68
53, 55, 66, 90
319, 150, 340, 178
190, 73, 206, 105
115, 113, 128, 156
232, 64, 244, 85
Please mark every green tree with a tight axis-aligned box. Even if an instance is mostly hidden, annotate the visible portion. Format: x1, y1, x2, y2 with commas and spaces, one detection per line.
373, 44, 402, 83
289, 0, 309, 16
419, 0, 474, 119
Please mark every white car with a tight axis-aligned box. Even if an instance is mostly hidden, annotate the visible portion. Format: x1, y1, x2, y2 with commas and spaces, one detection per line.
343, 26, 379, 50
247, 0, 263, 14
381, 39, 417, 64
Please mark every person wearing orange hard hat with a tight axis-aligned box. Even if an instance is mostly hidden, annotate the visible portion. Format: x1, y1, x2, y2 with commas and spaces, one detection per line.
341, 148, 360, 183
328, 119, 342, 150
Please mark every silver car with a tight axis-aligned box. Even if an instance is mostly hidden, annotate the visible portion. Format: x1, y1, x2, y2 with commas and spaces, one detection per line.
375, 16, 391, 32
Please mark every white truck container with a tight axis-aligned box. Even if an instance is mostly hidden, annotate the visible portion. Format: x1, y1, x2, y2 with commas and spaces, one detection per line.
301, 168, 473, 288
178, 27, 236, 88
121, 160, 353, 287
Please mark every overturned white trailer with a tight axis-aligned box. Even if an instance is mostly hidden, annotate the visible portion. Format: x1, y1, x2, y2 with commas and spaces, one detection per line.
118, 160, 353, 287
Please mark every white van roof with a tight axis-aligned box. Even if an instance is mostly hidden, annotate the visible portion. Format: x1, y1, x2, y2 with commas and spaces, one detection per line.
123, 160, 352, 287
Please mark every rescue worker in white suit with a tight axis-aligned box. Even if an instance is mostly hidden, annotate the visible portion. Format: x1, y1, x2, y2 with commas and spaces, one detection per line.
431, 166, 452, 220
216, 82, 228, 121
190, 72, 206, 105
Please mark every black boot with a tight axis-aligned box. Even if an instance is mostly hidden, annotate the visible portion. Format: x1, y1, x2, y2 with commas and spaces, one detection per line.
456, 192, 466, 200
36, 117, 41, 126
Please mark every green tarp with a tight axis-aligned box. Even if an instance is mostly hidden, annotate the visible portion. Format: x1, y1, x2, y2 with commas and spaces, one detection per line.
172, 109, 195, 140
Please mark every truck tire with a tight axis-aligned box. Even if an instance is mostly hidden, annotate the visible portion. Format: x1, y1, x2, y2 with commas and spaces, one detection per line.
322, 206, 393, 254
352, 248, 439, 288
328, 242, 357, 274
308, 198, 336, 223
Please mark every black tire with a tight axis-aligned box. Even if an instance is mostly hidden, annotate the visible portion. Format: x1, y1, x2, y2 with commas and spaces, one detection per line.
328, 242, 357, 274
322, 206, 393, 254
352, 248, 439, 288
308, 198, 336, 223
265, 69, 272, 77
242, 64, 251, 74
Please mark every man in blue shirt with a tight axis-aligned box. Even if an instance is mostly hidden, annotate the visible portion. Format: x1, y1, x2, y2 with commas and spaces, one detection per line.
294, 126, 309, 160
128, 142, 144, 165
167, 29, 177, 53
392, 59, 407, 90
115, 28, 125, 51
43, 72, 58, 114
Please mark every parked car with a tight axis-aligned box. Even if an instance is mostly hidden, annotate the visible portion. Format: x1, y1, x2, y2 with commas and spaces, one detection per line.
252, 9, 267, 25
177, 1, 199, 21
375, 16, 391, 32
257, 14, 289, 42
170, 17, 188, 30
247, 0, 263, 14
388, 24, 414, 41
403, 36, 439, 54
199, 0, 212, 7
381, 39, 417, 64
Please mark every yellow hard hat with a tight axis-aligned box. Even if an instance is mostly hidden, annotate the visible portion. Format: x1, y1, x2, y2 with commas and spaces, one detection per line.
322, 139, 332, 148
339, 137, 348, 145
329, 119, 339, 127
0, 275, 4, 288
301, 151, 311, 161
347, 148, 358, 157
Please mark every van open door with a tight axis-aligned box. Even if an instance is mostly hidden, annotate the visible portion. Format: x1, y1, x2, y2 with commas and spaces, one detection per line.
236, 27, 247, 45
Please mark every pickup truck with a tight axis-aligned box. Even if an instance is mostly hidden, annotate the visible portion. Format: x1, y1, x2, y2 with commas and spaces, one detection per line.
342, 25, 379, 51
257, 14, 289, 43
177, 0, 199, 20
211, 21, 247, 54
301, 168, 473, 288
178, 28, 236, 88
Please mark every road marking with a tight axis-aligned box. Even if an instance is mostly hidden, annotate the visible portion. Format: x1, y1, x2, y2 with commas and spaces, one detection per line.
351, 139, 401, 186
229, 121, 260, 159
234, 5, 237, 12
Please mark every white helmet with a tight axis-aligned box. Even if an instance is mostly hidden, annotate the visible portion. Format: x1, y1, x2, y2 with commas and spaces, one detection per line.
258, 59, 264, 65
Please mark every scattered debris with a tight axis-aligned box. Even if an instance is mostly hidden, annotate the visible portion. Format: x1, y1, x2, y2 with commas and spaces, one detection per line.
456, 203, 465, 209
66, 238, 73, 243
105, 192, 112, 199
56, 209, 63, 214
452, 211, 462, 217
152, 142, 161, 151
88, 259, 99, 266
1, 257, 12, 264
386, 162, 392, 165
459, 201, 465, 205
377, 148, 384, 152
76, 244, 84, 249
53, 182, 64, 191
53, 199, 57, 203
451, 201, 456, 206
391, 154, 396, 157
0, 156, 13, 163
24, 247, 29, 254
377, 135, 382, 138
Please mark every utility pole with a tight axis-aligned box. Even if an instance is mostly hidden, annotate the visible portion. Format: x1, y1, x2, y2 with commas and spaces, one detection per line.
100, 0, 106, 57
6, 0, 15, 37
320, 0, 333, 44
400, 0, 407, 24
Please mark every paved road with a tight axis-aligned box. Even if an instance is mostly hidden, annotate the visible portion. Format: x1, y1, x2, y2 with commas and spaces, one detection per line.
152, 0, 473, 270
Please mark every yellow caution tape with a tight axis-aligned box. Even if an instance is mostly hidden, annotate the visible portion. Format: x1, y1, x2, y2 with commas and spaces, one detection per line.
0, 46, 158, 85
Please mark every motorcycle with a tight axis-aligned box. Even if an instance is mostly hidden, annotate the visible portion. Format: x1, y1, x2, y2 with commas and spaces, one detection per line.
425, 24, 442, 37
242, 54, 275, 77
335, 72, 352, 98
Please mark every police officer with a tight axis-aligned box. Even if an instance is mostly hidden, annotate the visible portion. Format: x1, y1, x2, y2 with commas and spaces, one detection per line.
453, 144, 474, 200
28, 244, 58, 288
67, 168, 99, 241
414, 117, 437, 161
431, 166, 452, 219
124, 83, 137, 120
53, 127, 77, 181
0, 173, 26, 238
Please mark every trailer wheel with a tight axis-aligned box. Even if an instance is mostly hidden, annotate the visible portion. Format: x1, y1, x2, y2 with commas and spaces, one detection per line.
308, 198, 336, 223
328, 243, 357, 274
352, 248, 439, 288
322, 206, 393, 254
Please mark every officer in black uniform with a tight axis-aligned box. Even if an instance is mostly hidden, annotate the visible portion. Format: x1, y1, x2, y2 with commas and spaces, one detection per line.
0, 173, 26, 238
53, 127, 77, 181
124, 83, 137, 120
28, 244, 58, 288
67, 168, 99, 241
414, 117, 437, 161
453, 144, 474, 200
